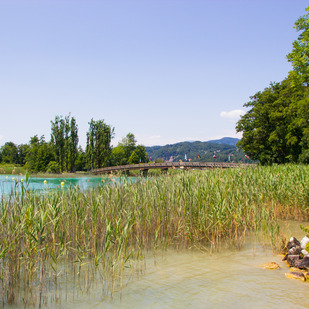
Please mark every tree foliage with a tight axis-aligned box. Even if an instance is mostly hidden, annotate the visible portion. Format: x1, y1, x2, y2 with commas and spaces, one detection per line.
86, 119, 114, 169
236, 6, 309, 165
128, 145, 148, 164
50, 114, 79, 172
118, 133, 136, 160
110, 146, 127, 166
0, 114, 148, 173
0, 142, 18, 164
109, 133, 148, 166
0, 114, 152, 173
25, 135, 54, 172
50, 116, 65, 171
287, 7, 309, 85
236, 76, 309, 164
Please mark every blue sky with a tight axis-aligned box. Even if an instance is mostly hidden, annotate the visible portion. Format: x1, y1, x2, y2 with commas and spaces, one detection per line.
1, 0, 308, 148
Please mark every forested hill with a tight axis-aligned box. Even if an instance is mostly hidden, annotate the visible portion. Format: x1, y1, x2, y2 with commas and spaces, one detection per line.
206, 137, 239, 147
145, 138, 251, 163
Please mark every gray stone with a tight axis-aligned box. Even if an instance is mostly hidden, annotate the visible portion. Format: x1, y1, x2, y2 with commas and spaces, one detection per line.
285, 255, 300, 267
295, 256, 309, 270
287, 237, 301, 249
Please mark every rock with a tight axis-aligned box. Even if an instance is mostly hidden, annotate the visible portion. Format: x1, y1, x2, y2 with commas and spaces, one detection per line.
285, 271, 306, 281
285, 255, 300, 267
301, 249, 309, 257
300, 236, 309, 250
287, 237, 301, 250
282, 237, 301, 258
289, 267, 302, 272
289, 245, 302, 255
261, 262, 280, 269
282, 245, 302, 261
294, 256, 309, 270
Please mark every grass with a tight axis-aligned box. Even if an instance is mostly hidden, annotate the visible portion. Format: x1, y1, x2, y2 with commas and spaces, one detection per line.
0, 164, 25, 175
0, 164, 308, 306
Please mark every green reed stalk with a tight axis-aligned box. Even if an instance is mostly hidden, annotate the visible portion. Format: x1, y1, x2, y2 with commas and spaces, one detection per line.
0, 164, 309, 305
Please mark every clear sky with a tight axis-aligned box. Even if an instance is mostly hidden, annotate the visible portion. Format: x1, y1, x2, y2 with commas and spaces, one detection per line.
1, 0, 308, 148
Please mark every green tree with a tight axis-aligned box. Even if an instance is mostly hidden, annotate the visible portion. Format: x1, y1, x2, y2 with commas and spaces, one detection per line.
128, 151, 139, 165
75, 146, 86, 171
51, 114, 79, 172
287, 6, 309, 85
86, 119, 114, 169
51, 116, 65, 172
69, 116, 79, 172
118, 133, 137, 161
236, 6, 309, 165
111, 133, 146, 166
17, 144, 29, 166
46, 161, 61, 173
25, 135, 40, 171
0, 142, 19, 164
25, 135, 54, 172
236, 76, 308, 164
64, 115, 70, 172
128, 145, 148, 164
110, 146, 127, 166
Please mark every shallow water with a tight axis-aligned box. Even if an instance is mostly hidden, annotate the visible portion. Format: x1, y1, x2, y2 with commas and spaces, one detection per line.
99, 246, 306, 309
9, 222, 307, 309
42, 243, 309, 309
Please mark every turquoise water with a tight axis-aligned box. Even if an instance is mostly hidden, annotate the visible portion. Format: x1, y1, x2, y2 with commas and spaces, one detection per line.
0, 174, 120, 197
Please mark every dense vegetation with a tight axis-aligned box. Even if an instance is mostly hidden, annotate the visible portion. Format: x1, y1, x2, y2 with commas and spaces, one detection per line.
236, 6, 309, 165
0, 119, 248, 175
0, 115, 148, 173
0, 165, 308, 305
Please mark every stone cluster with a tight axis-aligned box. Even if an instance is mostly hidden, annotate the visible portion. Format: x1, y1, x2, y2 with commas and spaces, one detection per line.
282, 236, 309, 281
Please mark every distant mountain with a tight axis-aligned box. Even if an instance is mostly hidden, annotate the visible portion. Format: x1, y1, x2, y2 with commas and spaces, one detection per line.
206, 137, 240, 147
145, 138, 249, 163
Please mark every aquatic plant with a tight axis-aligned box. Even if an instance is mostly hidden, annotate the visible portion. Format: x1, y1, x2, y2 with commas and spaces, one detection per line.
0, 164, 308, 306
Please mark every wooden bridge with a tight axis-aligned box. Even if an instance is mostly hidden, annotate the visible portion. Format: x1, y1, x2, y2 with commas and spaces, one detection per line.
92, 162, 255, 175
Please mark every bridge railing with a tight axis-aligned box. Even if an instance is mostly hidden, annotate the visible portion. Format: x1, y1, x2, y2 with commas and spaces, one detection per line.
91, 161, 256, 174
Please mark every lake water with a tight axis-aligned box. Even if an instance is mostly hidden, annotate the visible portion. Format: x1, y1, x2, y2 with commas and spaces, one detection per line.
65, 221, 309, 309
8, 222, 309, 309
98, 244, 308, 309
0, 174, 120, 197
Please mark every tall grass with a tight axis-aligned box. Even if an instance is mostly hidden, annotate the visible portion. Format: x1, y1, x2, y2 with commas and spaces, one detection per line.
0, 164, 308, 306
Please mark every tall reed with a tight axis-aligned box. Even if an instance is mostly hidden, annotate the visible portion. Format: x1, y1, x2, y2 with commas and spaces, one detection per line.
0, 164, 308, 305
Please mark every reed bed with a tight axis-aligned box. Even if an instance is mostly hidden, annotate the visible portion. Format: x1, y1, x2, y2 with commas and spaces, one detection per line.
0, 164, 308, 306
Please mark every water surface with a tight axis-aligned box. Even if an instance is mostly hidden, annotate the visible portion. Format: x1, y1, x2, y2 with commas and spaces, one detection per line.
0, 174, 125, 197
54, 240, 309, 309
19, 222, 307, 309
